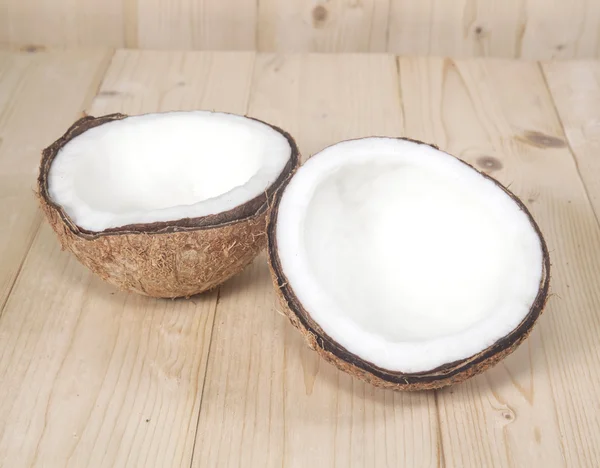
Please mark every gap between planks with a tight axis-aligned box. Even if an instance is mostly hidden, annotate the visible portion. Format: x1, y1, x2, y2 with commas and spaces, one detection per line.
0, 49, 260, 467
189, 54, 258, 468
0, 48, 116, 321
2, 50, 598, 467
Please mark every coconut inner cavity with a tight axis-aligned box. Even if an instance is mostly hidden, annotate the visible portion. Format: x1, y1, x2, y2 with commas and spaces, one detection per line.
49, 112, 291, 231
276, 138, 544, 372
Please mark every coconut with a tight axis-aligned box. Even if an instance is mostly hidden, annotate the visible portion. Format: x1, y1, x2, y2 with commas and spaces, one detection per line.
38, 112, 299, 298
268, 137, 550, 390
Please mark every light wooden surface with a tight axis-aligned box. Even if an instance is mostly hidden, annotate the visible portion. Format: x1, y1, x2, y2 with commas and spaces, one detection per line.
3, 0, 600, 58
0, 48, 600, 468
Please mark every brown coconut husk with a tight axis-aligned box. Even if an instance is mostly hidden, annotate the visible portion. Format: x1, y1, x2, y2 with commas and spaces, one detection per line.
267, 137, 551, 391
38, 113, 300, 298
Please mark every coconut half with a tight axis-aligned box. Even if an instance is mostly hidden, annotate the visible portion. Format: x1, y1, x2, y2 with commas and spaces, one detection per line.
268, 138, 550, 390
38, 111, 299, 298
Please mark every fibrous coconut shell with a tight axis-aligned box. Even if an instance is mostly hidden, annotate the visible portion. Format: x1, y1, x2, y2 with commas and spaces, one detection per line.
267, 138, 550, 390
38, 113, 299, 298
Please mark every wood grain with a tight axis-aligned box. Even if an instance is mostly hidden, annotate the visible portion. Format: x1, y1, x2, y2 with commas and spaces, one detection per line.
1, 50, 600, 467
542, 61, 600, 217
123, 0, 139, 48
0, 1, 9, 45
2, 0, 600, 58
257, 0, 389, 52
387, 0, 600, 59
136, 0, 257, 50
0, 49, 111, 313
397, 56, 600, 467
388, 0, 522, 58
518, 0, 600, 59
0, 50, 256, 467
191, 53, 440, 468
0, 0, 123, 48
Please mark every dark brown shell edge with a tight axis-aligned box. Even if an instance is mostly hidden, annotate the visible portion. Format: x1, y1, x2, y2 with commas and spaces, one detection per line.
38, 112, 299, 238
38, 112, 300, 298
267, 136, 551, 391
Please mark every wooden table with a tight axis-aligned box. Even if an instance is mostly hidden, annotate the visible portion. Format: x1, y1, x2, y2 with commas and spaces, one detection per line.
0, 48, 599, 468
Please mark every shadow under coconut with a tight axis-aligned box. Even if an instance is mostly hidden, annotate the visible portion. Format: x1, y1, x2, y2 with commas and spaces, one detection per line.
30, 227, 221, 357
436, 194, 598, 398
283, 323, 439, 407
277, 252, 551, 394
278, 192, 595, 394
437, 327, 544, 401
286, 316, 551, 397
214, 252, 273, 302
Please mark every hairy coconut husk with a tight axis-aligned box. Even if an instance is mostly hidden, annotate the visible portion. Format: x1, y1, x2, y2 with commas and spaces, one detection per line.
267, 137, 550, 390
38, 113, 299, 298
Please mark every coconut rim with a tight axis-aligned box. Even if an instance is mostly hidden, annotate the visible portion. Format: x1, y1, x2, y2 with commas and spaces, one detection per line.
267, 137, 551, 385
38, 112, 300, 240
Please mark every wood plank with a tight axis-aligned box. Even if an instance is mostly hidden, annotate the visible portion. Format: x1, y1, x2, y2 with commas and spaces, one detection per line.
123, 0, 139, 48
387, 0, 600, 59
257, 0, 389, 52
192, 53, 439, 468
1, 0, 600, 58
518, 0, 600, 59
397, 56, 600, 467
0, 50, 256, 467
2, 0, 123, 48
388, 0, 521, 57
136, 0, 257, 50
542, 61, 600, 217
0, 1, 9, 45
0, 48, 111, 312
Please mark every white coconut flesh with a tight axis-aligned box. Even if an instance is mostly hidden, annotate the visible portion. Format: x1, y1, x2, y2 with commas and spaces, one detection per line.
276, 138, 544, 373
48, 111, 292, 231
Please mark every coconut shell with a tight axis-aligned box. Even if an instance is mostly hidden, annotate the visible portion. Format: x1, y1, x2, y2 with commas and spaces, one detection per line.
267, 137, 551, 391
38, 113, 300, 298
